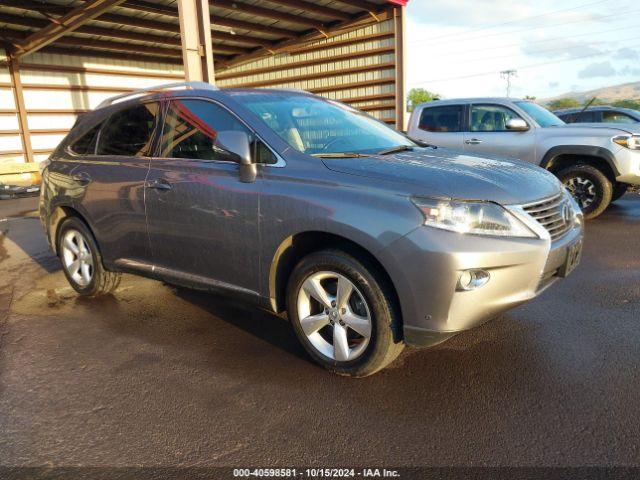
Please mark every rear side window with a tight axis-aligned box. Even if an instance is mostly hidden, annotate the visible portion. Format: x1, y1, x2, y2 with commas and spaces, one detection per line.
418, 106, 462, 132
69, 123, 100, 155
97, 102, 160, 156
158, 99, 276, 164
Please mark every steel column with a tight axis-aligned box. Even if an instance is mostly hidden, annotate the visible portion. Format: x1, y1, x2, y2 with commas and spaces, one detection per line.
393, 6, 406, 131
177, 0, 215, 83
6, 51, 34, 163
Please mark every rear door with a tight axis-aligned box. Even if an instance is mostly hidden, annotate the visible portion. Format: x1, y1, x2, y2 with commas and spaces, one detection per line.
144, 98, 262, 294
67, 101, 160, 266
463, 103, 537, 163
409, 104, 465, 149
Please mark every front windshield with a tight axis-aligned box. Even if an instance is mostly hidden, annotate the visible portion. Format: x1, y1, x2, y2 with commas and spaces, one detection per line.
515, 101, 565, 127
228, 92, 415, 155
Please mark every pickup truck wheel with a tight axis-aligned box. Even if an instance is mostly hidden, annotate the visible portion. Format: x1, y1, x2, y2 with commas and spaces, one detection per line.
287, 249, 404, 377
611, 182, 629, 202
558, 164, 612, 219
57, 217, 121, 297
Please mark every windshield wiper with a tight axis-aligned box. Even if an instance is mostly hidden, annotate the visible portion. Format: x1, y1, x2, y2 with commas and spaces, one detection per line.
311, 152, 369, 158
377, 145, 415, 155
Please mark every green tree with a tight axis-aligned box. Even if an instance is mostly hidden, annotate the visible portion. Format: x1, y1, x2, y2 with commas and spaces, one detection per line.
524, 95, 537, 101
612, 98, 640, 110
547, 98, 581, 109
407, 88, 440, 112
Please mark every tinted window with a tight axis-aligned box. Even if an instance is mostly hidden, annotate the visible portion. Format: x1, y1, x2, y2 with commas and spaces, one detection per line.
159, 99, 276, 163
470, 105, 521, 132
419, 106, 462, 132
97, 102, 160, 156
69, 123, 100, 155
602, 111, 636, 124
566, 111, 597, 123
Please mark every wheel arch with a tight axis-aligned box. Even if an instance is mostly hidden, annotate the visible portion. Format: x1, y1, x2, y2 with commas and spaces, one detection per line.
540, 145, 619, 182
48, 204, 94, 255
268, 231, 403, 337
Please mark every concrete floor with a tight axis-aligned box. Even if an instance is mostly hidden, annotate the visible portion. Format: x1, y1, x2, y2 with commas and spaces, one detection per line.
0, 195, 639, 468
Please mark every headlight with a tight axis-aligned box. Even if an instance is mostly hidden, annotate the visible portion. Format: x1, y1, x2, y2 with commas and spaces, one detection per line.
411, 197, 537, 238
612, 134, 640, 150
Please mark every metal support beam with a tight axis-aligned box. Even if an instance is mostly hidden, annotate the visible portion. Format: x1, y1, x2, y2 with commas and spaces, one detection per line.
7, 0, 126, 59
177, 0, 215, 83
6, 50, 34, 163
393, 6, 406, 131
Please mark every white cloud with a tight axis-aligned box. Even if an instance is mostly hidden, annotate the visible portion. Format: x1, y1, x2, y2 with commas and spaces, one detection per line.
578, 61, 617, 78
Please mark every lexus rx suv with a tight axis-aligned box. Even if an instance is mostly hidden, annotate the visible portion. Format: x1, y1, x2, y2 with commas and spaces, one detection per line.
408, 98, 640, 219
40, 83, 584, 376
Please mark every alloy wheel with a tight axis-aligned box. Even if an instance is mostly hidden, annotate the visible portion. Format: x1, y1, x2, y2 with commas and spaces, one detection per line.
565, 176, 596, 209
297, 271, 372, 362
61, 229, 94, 287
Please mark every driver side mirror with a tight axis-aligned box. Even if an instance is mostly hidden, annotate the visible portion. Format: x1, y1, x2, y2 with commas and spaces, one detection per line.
505, 118, 529, 131
215, 130, 257, 183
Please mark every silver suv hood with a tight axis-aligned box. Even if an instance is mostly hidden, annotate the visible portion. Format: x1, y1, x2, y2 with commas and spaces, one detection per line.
322, 148, 562, 205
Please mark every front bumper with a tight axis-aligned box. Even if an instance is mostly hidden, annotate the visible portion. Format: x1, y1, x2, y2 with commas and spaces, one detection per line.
378, 222, 584, 348
614, 148, 640, 184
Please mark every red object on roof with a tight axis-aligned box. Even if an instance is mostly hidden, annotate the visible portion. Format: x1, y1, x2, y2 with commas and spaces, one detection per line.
387, 0, 408, 5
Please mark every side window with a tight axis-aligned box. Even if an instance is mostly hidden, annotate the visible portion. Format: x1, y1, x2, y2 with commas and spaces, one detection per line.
159, 99, 276, 164
574, 111, 597, 123
97, 102, 160, 157
418, 106, 462, 132
470, 105, 521, 132
69, 123, 101, 155
602, 111, 636, 124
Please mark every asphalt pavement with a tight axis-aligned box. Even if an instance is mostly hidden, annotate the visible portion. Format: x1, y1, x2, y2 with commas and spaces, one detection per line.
0, 194, 639, 469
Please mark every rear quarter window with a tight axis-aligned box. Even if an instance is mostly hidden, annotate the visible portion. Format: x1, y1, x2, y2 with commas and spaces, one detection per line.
418, 105, 462, 132
68, 124, 101, 156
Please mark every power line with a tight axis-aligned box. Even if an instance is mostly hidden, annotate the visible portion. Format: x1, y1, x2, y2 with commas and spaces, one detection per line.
418, 24, 639, 58
411, 41, 640, 85
410, 6, 638, 47
408, 0, 612, 43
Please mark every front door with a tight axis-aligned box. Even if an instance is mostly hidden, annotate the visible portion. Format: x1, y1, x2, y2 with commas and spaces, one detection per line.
463, 103, 537, 163
144, 98, 261, 294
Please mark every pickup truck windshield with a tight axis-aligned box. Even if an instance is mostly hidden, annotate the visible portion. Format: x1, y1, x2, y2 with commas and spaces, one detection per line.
230, 92, 415, 155
515, 101, 565, 127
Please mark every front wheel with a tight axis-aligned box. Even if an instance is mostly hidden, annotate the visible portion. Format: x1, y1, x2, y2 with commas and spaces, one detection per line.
558, 164, 612, 219
287, 249, 404, 377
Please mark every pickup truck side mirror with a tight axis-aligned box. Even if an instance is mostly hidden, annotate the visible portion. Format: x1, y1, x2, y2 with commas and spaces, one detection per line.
505, 118, 529, 131
215, 130, 257, 183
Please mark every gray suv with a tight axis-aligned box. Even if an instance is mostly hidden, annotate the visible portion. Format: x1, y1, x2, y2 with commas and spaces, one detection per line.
40, 83, 583, 376
408, 98, 640, 218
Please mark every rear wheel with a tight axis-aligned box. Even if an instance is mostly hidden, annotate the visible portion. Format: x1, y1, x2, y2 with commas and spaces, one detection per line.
611, 182, 629, 202
57, 217, 121, 296
287, 249, 404, 377
558, 164, 612, 219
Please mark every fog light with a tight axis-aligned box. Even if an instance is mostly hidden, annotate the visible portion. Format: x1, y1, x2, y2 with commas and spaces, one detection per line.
457, 269, 490, 291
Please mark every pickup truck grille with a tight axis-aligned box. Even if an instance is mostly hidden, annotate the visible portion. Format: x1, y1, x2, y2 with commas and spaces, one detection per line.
522, 193, 571, 241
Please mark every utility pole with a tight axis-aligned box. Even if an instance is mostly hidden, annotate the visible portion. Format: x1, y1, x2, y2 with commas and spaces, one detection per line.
500, 69, 517, 97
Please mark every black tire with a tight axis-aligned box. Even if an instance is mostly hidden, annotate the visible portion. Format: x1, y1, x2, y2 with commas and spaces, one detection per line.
558, 164, 612, 219
56, 216, 121, 296
286, 249, 404, 377
611, 182, 629, 202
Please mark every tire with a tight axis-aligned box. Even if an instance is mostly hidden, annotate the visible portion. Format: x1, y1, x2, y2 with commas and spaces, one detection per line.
611, 182, 629, 202
558, 164, 612, 219
56, 216, 121, 296
286, 249, 404, 377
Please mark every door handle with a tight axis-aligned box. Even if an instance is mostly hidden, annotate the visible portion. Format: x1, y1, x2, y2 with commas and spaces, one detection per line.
71, 172, 92, 185
465, 138, 483, 145
146, 178, 173, 191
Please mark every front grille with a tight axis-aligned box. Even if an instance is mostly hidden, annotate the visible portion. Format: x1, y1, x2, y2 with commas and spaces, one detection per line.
522, 193, 571, 241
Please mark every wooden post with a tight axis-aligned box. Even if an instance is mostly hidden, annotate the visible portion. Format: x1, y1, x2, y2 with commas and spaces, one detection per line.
177, 0, 215, 83
393, 6, 406, 132
6, 51, 34, 163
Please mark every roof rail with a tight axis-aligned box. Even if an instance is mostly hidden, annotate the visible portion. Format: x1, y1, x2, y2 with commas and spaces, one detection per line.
96, 81, 218, 109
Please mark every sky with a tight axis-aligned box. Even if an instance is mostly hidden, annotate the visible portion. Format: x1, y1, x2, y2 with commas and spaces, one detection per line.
404, 0, 640, 100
